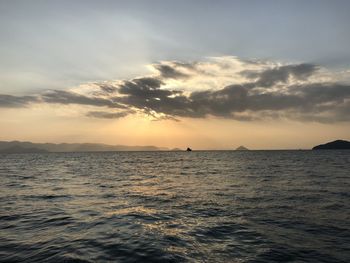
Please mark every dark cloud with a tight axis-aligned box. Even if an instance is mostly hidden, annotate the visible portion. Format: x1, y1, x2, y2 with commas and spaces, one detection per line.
86, 110, 133, 119
49, 80, 350, 122
1, 61, 349, 123
115, 77, 191, 117
41, 90, 124, 108
0, 94, 39, 108
117, 77, 181, 107
154, 64, 189, 79
298, 83, 350, 103
112, 75, 350, 122
242, 63, 318, 87
97, 83, 118, 94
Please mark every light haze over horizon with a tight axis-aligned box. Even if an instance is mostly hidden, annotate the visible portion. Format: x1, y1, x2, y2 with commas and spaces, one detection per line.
1, 0, 350, 150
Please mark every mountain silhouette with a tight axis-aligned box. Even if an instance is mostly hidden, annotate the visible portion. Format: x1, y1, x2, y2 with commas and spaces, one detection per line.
0, 145, 48, 154
0, 141, 168, 152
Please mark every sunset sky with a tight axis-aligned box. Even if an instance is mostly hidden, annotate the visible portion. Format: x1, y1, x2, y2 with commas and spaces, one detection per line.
1, 0, 350, 149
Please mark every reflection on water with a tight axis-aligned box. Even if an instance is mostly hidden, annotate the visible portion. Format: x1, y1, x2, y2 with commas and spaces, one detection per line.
0, 151, 349, 262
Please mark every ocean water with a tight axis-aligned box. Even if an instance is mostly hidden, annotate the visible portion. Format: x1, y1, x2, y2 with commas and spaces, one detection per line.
0, 151, 349, 263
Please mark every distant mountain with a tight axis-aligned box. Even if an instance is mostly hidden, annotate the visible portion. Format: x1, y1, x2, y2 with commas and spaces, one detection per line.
312, 140, 350, 150
236, 146, 249, 151
0, 141, 168, 152
0, 145, 48, 154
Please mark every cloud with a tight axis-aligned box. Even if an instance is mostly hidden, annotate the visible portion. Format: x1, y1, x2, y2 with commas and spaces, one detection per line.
0, 94, 39, 108
154, 64, 189, 79
41, 90, 125, 108
116, 77, 188, 117
97, 83, 118, 94
0, 57, 350, 122
241, 63, 318, 87
107, 64, 350, 121
86, 110, 133, 119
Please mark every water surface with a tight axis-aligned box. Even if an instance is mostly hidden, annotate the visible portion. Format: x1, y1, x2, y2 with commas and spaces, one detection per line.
0, 151, 349, 262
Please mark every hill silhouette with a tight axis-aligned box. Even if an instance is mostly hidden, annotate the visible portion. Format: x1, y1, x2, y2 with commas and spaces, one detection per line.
312, 140, 350, 150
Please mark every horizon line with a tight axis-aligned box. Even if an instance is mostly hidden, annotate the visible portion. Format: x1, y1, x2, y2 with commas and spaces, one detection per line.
2, 139, 346, 151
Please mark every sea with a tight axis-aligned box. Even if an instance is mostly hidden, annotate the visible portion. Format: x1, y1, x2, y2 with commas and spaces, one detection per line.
0, 151, 349, 262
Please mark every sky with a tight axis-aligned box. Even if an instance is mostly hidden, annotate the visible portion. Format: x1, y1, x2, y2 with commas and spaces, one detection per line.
1, 0, 350, 149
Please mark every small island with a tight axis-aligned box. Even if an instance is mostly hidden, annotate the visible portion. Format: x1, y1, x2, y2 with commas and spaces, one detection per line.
312, 140, 350, 150
236, 146, 249, 151
171, 148, 182, 151
186, 147, 192, 152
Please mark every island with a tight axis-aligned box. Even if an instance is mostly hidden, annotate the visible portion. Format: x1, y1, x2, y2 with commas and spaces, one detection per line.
186, 147, 192, 151
312, 140, 350, 150
171, 148, 182, 151
236, 146, 249, 151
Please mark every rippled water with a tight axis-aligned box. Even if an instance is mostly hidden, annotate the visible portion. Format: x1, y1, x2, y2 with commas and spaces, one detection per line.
0, 151, 349, 262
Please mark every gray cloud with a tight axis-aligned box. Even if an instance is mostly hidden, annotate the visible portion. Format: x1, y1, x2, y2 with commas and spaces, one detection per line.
41, 90, 124, 108
0, 94, 39, 108
154, 64, 189, 79
1, 60, 349, 123
115, 77, 192, 118
86, 110, 133, 119
110, 73, 350, 121
242, 63, 318, 87
97, 83, 118, 94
